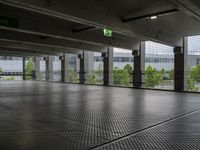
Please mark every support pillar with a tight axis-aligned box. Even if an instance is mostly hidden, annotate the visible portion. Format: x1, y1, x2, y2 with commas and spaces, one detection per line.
132, 42, 145, 88
102, 46, 113, 86
60, 53, 68, 82
34, 56, 40, 80
84, 51, 92, 83
45, 56, 53, 81
22, 57, 26, 80
174, 46, 185, 91
184, 37, 188, 91
78, 52, 85, 84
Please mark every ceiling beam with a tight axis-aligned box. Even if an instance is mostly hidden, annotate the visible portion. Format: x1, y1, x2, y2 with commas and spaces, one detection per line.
122, 9, 179, 22
0, 29, 107, 53
169, 0, 200, 20
0, 40, 83, 55
0, 47, 47, 56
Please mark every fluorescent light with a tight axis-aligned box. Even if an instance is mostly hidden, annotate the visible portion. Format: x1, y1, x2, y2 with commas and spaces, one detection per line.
150, 16, 158, 20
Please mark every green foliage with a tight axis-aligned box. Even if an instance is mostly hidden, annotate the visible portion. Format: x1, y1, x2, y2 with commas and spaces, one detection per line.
188, 78, 195, 91
5, 76, 15, 80
87, 73, 97, 84
95, 63, 103, 81
39, 72, 45, 80
113, 67, 130, 86
123, 64, 133, 74
169, 69, 174, 80
187, 67, 199, 91
0, 67, 2, 74
145, 66, 165, 88
25, 58, 34, 80
0, 67, 15, 81
69, 70, 78, 83
190, 64, 200, 82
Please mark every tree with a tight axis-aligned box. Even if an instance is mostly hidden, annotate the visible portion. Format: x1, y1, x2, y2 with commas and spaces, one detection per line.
25, 58, 34, 80
0, 67, 15, 81
5, 76, 15, 80
69, 70, 78, 83
190, 64, 200, 82
124, 64, 132, 74
95, 63, 103, 82
113, 67, 130, 86
87, 73, 97, 84
169, 69, 174, 80
145, 66, 165, 88
187, 67, 199, 91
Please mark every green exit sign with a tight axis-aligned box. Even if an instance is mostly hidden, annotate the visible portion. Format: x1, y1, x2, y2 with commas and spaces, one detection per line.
0, 16, 19, 28
103, 28, 112, 37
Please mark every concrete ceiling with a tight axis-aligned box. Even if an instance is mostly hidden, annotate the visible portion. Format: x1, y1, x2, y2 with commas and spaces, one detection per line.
0, 0, 200, 56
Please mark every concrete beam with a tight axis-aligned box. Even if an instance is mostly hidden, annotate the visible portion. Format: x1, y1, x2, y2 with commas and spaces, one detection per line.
0, 45, 59, 56
0, 47, 47, 56
0, 29, 107, 53
0, 39, 83, 55
0, 40, 63, 55
169, 0, 200, 20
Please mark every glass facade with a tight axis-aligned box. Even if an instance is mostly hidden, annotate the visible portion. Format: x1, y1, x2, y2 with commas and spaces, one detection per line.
0, 35, 200, 93
67, 54, 79, 83
145, 41, 174, 90
52, 56, 61, 81
86, 51, 103, 85
0, 56, 23, 80
187, 35, 200, 92
113, 48, 133, 87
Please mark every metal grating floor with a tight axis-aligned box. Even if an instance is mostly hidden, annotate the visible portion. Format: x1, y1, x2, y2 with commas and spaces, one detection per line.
0, 81, 200, 150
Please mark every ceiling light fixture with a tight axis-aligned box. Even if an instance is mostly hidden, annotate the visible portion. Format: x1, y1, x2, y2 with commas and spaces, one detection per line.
150, 16, 158, 20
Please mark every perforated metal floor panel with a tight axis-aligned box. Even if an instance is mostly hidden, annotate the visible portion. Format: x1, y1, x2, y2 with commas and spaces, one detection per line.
0, 81, 200, 150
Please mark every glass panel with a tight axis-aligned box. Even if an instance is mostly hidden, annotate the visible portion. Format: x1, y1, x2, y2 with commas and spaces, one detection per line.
39, 57, 46, 80
67, 54, 79, 83
0, 56, 23, 81
113, 47, 133, 87
52, 56, 61, 81
187, 35, 200, 92
85, 52, 103, 85
144, 41, 174, 90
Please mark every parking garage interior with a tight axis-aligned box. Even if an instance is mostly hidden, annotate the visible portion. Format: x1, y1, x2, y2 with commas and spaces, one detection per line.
1, 0, 200, 150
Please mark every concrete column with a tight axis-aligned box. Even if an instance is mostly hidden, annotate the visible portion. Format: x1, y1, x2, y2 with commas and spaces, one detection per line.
133, 50, 141, 88
174, 46, 184, 91
78, 52, 85, 84
60, 53, 69, 82
132, 42, 145, 88
184, 37, 188, 91
22, 57, 26, 80
102, 46, 113, 86
84, 51, 93, 81
45, 56, 53, 81
34, 56, 40, 80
